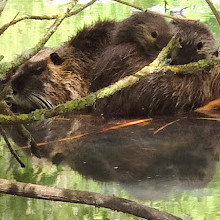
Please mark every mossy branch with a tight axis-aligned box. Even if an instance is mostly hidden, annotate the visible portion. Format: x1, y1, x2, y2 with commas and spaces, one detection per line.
0, 178, 182, 220
0, 36, 219, 124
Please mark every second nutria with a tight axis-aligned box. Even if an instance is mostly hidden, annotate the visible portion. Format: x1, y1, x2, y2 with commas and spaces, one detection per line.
169, 20, 218, 65
90, 12, 172, 90
93, 65, 220, 117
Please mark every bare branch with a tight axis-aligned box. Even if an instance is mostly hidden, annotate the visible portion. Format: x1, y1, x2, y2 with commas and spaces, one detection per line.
19, 125, 41, 158
0, 2, 75, 81
113, 0, 199, 21
68, 0, 97, 16
0, 178, 182, 220
205, 0, 220, 25
0, 15, 57, 36
0, 126, 25, 167
0, 0, 8, 16
0, 0, 97, 36
0, 100, 41, 158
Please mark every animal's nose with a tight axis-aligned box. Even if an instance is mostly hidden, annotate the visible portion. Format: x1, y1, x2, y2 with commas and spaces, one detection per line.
11, 76, 23, 95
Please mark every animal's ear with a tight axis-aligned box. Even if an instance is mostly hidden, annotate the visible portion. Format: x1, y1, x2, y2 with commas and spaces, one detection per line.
50, 52, 63, 65
151, 31, 158, 39
213, 50, 219, 57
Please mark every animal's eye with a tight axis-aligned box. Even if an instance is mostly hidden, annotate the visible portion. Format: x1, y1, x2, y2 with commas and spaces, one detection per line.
178, 38, 183, 49
50, 52, 63, 65
34, 67, 44, 75
197, 42, 203, 50
151, 31, 158, 38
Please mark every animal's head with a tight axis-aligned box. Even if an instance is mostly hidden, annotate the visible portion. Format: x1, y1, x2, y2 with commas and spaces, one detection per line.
113, 12, 172, 57
169, 20, 218, 65
9, 47, 89, 113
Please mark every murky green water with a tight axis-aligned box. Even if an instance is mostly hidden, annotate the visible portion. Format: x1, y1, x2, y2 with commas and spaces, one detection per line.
0, 0, 220, 219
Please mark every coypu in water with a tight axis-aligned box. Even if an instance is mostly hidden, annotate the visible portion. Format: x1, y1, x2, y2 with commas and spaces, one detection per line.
10, 12, 173, 114
169, 19, 218, 65
9, 12, 219, 117
10, 20, 116, 113
90, 12, 172, 90
93, 65, 220, 117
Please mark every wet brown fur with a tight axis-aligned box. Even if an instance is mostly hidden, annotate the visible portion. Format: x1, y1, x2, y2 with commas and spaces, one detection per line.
90, 12, 172, 90
94, 65, 220, 117
10, 20, 115, 113
9, 12, 220, 117
169, 20, 218, 65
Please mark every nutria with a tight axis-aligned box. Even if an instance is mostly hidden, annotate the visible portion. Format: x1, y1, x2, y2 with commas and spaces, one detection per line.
90, 12, 172, 90
10, 20, 116, 113
112, 12, 172, 55
93, 65, 220, 117
169, 20, 218, 65
10, 12, 173, 114
9, 12, 220, 117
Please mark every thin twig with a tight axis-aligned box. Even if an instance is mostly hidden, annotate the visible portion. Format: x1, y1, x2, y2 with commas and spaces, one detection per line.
0, 126, 25, 167
0, 101, 41, 158
68, 0, 96, 16
113, 0, 199, 21
0, 2, 75, 81
0, 0, 97, 36
205, 0, 220, 25
0, 15, 57, 36
153, 119, 180, 134
19, 125, 41, 158
0, 0, 8, 16
0, 178, 182, 220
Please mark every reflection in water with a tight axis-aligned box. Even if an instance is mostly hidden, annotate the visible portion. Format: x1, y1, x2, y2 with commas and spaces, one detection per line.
6, 112, 220, 201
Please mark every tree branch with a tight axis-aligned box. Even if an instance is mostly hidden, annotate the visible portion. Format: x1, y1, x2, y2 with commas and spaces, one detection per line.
0, 15, 57, 36
0, 127, 25, 167
0, 100, 41, 158
0, 36, 219, 124
0, 0, 97, 36
205, 0, 220, 25
0, 2, 76, 81
0, 0, 7, 16
113, 0, 198, 21
0, 178, 182, 220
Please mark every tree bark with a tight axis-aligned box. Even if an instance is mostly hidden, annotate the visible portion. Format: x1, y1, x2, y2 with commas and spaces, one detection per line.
0, 178, 182, 220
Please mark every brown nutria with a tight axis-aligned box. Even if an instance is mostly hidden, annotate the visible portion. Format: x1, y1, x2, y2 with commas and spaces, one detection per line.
169, 20, 218, 65
9, 12, 220, 117
10, 20, 116, 113
9, 12, 172, 114
93, 65, 220, 117
10, 47, 90, 113
90, 12, 172, 90
112, 12, 172, 55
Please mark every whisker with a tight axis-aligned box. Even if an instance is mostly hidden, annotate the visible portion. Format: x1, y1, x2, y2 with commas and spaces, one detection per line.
31, 93, 53, 109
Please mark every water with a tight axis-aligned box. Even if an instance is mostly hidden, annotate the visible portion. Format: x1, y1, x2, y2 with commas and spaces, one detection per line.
0, 0, 220, 219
